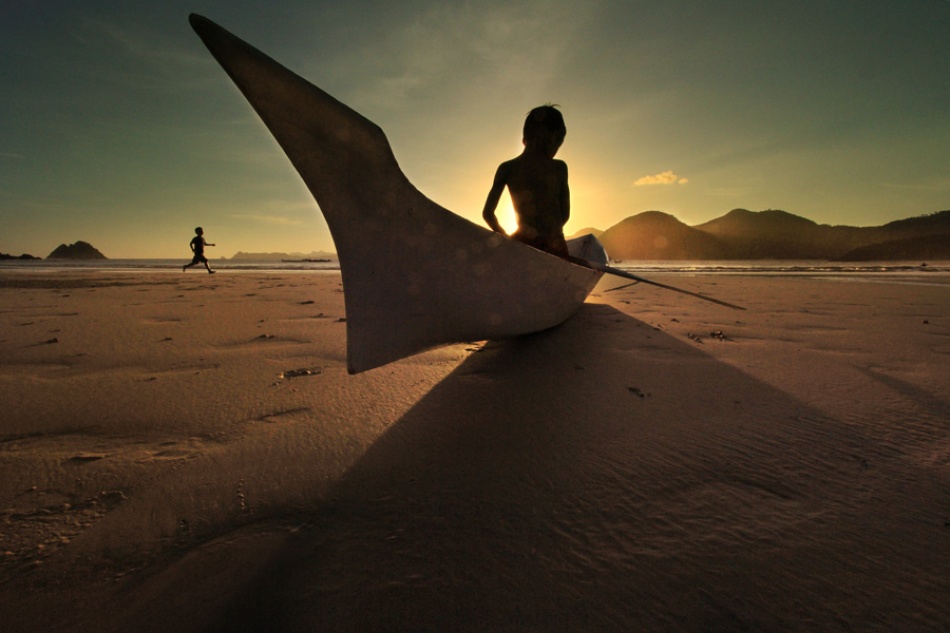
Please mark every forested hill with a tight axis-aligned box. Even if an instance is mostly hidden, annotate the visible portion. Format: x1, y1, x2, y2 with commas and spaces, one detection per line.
591, 209, 950, 260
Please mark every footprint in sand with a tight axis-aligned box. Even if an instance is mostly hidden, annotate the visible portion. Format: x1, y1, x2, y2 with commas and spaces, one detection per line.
65, 453, 107, 463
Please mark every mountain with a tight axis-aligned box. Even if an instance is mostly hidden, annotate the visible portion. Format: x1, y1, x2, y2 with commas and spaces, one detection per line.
835, 234, 950, 261
227, 250, 337, 261
880, 210, 950, 236
601, 209, 950, 260
696, 208, 817, 237
0, 252, 40, 260
47, 241, 107, 260
567, 227, 604, 239
599, 211, 728, 260
694, 209, 857, 258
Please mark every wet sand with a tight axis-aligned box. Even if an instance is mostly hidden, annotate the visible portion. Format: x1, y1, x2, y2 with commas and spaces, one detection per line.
1, 270, 948, 631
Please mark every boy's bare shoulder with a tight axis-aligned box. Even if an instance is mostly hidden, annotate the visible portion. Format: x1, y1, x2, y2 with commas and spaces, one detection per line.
540, 158, 568, 177
494, 157, 520, 179
499, 157, 520, 170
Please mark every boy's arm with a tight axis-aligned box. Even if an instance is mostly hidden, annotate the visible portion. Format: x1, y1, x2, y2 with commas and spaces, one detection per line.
481, 164, 509, 234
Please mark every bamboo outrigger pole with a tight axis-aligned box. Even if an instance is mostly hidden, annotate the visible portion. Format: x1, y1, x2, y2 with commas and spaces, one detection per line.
577, 260, 747, 311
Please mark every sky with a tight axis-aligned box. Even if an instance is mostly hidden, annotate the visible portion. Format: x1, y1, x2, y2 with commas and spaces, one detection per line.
1, 0, 948, 258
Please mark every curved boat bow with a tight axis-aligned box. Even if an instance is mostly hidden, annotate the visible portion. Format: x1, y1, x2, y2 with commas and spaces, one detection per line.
190, 14, 606, 373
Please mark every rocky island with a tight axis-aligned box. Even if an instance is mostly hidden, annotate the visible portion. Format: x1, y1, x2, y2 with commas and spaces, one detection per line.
47, 241, 107, 260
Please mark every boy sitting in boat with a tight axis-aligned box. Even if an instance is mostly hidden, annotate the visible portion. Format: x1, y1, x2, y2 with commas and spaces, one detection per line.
482, 105, 570, 258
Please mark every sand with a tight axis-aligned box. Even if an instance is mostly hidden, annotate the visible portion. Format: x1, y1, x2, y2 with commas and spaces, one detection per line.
0, 269, 948, 632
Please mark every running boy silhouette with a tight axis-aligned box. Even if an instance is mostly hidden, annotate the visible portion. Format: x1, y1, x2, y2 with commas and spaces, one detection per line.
183, 227, 216, 273
482, 105, 570, 258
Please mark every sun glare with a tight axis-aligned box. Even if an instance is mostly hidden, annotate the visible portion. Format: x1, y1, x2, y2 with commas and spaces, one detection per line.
498, 197, 518, 234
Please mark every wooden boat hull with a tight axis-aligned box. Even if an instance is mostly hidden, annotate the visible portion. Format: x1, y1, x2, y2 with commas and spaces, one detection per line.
190, 15, 606, 373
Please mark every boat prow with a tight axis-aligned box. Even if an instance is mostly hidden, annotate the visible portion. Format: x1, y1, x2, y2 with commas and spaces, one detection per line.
190, 14, 606, 373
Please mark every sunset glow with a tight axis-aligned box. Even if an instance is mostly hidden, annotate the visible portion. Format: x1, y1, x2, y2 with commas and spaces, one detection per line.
496, 198, 519, 235
1, 1, 947, 258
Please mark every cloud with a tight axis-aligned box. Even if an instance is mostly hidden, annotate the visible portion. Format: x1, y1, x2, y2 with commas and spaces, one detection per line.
634, 171, 689, 186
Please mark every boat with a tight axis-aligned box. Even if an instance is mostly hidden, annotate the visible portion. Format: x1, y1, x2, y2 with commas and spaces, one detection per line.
190, 14, 609, 373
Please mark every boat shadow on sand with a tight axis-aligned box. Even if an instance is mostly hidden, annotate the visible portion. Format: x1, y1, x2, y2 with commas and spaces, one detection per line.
121, 303, 938, 632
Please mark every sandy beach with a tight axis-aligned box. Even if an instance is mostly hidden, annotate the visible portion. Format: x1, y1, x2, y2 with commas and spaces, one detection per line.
1, 269, 948, 631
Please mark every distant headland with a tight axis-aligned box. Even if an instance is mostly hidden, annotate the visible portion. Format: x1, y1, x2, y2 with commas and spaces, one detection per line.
225, 250, 337, 262
574, 209, 950, 261
47, 241, 107, 260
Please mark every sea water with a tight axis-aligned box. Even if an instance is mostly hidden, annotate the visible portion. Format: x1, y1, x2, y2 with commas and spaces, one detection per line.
3, 258, 948, 279
612, 259, 950, 276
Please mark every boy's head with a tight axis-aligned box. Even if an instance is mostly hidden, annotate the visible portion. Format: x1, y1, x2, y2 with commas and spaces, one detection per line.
195, 227, 203, 235
523, 105, 566, 156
